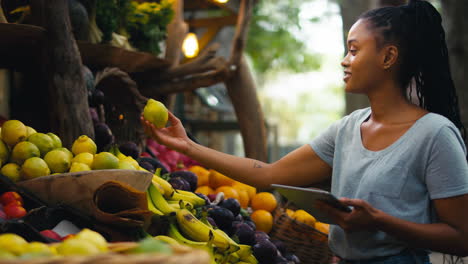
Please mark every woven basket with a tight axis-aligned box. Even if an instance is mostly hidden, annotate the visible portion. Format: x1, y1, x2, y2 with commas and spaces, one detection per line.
0, 244, 211, 264
270, 206, 333, 264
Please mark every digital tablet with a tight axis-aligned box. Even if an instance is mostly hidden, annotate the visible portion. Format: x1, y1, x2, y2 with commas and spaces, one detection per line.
272, 184, 352, 224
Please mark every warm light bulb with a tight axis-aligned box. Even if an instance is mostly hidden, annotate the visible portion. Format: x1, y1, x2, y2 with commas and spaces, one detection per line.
182, 33, 199, 58
214, 0, 229, 3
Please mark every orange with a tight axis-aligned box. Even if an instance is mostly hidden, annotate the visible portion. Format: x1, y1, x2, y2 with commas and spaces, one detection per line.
215, 186, 239, 201
209, 169, 235, 189
250, 209, 273, 233
251, 192, 278, 212
293, 209, 316, 227
286, 209, 295, 218
236, 188, 250, 208
195, 186, 215, 196
231, 181, 257, 200
315, 222, 329, 234
189, 165, 210, 187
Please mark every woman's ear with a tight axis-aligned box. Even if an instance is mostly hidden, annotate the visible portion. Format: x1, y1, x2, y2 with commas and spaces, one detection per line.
382, 45, 398, 70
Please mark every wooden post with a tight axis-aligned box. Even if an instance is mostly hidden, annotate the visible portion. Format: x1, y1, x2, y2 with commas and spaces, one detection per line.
30, 0, 94, 147
225, 56, 267, 161
0, 0, 7, 23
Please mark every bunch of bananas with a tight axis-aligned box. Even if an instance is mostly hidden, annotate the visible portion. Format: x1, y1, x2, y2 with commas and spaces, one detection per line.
146, 173, 258, 264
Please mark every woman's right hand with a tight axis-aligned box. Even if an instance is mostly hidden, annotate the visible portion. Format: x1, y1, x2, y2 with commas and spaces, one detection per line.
140, 111, 191, 154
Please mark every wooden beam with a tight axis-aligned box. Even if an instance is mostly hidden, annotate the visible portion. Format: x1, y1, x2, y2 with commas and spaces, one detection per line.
198, 24, 223, 52
188, 15, 237, 28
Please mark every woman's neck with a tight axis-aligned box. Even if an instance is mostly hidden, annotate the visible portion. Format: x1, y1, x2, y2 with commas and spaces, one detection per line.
366, 81, 426, 124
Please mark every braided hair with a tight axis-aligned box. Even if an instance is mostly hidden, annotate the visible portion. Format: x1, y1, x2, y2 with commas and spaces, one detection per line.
359, 0, 466, 140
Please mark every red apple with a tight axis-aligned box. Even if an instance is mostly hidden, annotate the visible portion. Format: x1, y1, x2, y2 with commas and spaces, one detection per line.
5, 200, 22, 207
3, 204, 27, 219
0, 192, 23, 206
0, 210, 6, 219
40, 230, 62, 241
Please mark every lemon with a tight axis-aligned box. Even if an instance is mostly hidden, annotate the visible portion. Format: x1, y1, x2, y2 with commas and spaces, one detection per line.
56, 147, 73, 160
118, 160, 136, 170
21, 157, 50, 180
56, 238, 100, 256
143, 99, 168, 128
47, 132, 62, 149
21, 242, 54, 256
11, 141, 40, 165
44, 149, 71, 173
71, 135, 97, 155
1, 163, 21, 182
92, 152, 119, 170
0, 249, 15, 259
26, 126, 37, 137
71, 152, 94, 167
0, 233, 28, 255
0, 139, 9, 166
75, 229, 108, 252
69, 162, 91, 172
27, 133, 55, 157
1, 120, 27, 146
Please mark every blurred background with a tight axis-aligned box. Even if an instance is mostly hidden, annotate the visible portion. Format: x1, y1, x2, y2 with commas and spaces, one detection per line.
191, 0, 467, 163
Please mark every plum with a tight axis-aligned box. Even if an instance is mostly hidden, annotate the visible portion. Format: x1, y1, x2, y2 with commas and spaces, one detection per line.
253, 239, 278, 264
168, 177, 191, 191
90, 89, 105, 107
195, 193, 210, 206
271, 239, 287, 255
273, 255, 288, 264
139, 161, 155, 173
208, 207, 235, 232
255, 231, 270, 242
284, 253, 301, 263
94, 122, 114, 152
119, 141, 140, 160
219, 198, 241, 217
169, 171, 198, 192
138, 157, 169, 175
244, 220, 256, 231
235, 223, 256, 245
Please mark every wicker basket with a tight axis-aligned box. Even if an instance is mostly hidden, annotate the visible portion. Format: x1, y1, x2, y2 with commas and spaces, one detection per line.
0, 244, 211, 264
270, 206, 333, 264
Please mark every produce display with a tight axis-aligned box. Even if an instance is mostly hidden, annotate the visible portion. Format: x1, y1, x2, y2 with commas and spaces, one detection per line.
0, 99, 332, 264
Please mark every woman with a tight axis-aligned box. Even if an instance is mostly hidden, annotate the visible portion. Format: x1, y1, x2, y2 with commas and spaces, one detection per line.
142, 0, 468, 263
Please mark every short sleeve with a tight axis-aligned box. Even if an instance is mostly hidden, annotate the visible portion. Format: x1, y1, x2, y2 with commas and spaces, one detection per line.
425, 125, 468, 199
309, 119, 341, 166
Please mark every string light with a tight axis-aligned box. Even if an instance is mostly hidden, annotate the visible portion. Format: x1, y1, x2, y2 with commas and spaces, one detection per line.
182, 32, 199, 58
214, 0, 229, 3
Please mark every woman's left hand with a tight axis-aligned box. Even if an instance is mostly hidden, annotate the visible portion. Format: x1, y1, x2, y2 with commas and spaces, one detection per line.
316, 198, 382, 232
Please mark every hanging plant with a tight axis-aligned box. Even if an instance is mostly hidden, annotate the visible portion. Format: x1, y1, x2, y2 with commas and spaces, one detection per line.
125, 0, 174, 55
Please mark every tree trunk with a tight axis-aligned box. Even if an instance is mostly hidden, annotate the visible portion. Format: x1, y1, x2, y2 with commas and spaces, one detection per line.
31, 0, 94, 148
225, 56, 267, 162
442, 0, 468, 143
338, 0, 372, 114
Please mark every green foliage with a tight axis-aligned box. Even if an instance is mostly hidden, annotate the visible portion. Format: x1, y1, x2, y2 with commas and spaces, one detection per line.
96, 0, 119, 42
246, 0, 321, 77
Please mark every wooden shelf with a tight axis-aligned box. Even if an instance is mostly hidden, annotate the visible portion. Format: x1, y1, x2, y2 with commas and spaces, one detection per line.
77, 41, 171, 73
0, 23, 46, 71
0, 23, 170, 73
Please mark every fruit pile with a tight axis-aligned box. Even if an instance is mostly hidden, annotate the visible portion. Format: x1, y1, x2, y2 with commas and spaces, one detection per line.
0, 229, 177, 259
0, 119, 153, 183
0, 191, 26, 219
286, 209, 329, 235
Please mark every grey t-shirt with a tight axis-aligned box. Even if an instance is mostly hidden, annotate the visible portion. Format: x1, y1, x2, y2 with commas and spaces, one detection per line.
309, 107, 468, 260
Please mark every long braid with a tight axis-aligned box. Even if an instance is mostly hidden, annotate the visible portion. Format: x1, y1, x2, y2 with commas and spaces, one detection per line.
359, 0, 466, 140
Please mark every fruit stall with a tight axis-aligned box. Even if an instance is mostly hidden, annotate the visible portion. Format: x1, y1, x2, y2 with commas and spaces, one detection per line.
0, 0, 332, 263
